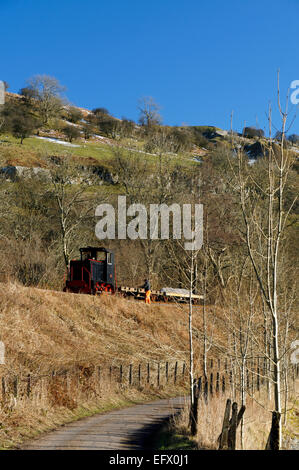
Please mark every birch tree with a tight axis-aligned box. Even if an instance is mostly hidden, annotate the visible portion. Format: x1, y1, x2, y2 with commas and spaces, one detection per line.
232, 75, 298, 447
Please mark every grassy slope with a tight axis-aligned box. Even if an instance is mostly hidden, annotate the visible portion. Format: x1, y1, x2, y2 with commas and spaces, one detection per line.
0, 133, 195, 171
0, 282, 212, 448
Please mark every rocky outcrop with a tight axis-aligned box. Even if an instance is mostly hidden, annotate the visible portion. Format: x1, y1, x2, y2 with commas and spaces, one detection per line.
0, 166, 50, 180
0, 164, 118, 185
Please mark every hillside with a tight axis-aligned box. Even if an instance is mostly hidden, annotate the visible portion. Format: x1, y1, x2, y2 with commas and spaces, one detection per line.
0, 281, 223, 448
3, 91, 298, 178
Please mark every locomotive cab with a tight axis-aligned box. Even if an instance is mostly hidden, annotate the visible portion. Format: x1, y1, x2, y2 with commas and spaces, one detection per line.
64, 247, 116, 295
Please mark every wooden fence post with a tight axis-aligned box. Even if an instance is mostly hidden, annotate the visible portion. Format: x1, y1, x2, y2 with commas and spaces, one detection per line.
265, 411, 281, 450
13, 376, 18, 398
198, 376, 202, 396
218, 400, 246, 450
2, 376, 6, 400
174, 361, 178, 384
216, 372, 220, 393
64, 370, 68, 392
219, 399, 231, 449
165, 362, 169, 384
227, 402, 238, 450
204, 376, 208, 402
27, 374, 31, 398
129, 364, 133, 386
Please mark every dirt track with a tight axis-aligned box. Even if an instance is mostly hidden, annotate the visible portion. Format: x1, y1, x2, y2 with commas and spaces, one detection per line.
20, 397, 186, 450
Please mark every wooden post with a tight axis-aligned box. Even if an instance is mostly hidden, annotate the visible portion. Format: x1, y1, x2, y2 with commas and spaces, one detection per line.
198, 376, 202, 396
147, 363, 150, 384
219, 399, 231, 449
227, 402, 238, 450
13, 376, 18, 398
236, 405, 246, 427
2, 376, 6, 399
174, 361, 178, 384
64, 370, 68, 392
165, 362, 169, 384
129, 364, 133, 386
265, 412, 281, 450
204, 376, 208, 403
218, 401, 246, 450
27, 374, 31, 398
157, 363, 160, 387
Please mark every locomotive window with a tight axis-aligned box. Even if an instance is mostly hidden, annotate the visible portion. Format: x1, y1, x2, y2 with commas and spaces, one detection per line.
97, 252, 106, 261
107, 252, 112, 264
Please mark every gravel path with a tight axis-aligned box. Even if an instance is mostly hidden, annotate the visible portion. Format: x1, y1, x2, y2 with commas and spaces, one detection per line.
20, 397, 186, 450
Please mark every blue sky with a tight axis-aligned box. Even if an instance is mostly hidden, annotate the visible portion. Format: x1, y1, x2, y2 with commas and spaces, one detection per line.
1, 0, 298, 133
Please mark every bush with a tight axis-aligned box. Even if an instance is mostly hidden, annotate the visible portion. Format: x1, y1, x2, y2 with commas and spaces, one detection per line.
82, 123, 94, 140
288, 134, 299, 145
92, 107, 110, 116
63, 125, 81, 142
243, 127, 264, 139
1, 100, 39, 143
67, 106, 83, 123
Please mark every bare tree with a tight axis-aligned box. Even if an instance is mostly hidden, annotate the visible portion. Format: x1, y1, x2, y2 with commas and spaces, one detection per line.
231, 74, 298, 447
25, 75, 66, 125
47, 156, 100, 267
138, 96, 162, 129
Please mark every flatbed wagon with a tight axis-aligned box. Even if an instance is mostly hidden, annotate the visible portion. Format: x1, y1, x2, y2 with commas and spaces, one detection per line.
118, 286, 203, 304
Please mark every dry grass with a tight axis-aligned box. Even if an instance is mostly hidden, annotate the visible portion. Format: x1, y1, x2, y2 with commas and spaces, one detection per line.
0, 281, 200, 372
171, 382, 299, 450
0, 281, 201, 448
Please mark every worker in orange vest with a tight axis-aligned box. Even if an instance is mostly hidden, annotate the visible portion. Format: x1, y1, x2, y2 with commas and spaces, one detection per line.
143, 279, 151, 304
